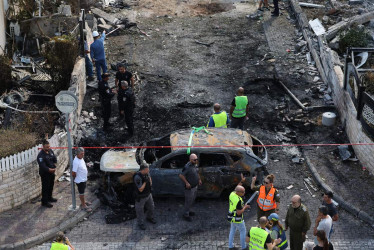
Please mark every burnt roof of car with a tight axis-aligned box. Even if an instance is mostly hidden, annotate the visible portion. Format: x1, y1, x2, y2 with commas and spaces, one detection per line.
169, 128, 253, 151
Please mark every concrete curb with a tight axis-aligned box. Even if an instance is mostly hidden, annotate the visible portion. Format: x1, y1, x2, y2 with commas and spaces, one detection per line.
287, 0, 374, 229
0, 198, 101, 250
304, 153, 374, 228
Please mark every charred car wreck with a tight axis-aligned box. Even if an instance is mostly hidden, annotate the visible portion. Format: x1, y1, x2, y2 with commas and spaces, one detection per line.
101, 128, 268, 198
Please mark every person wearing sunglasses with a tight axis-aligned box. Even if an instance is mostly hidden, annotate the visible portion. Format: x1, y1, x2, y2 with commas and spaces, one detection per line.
251, 174, 280, 222
179, 154, 202, 222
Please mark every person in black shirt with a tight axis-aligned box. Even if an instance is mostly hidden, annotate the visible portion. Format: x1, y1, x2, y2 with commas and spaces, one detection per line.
98, 73, 116, 131
179, 154, 202, 222
117, 80, 135, 135
133, 163, 156, 230
37, 140, 58, 208
115, 64, 135, 89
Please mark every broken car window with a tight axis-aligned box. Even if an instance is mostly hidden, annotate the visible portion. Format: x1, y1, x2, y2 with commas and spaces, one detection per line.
199, 153, 227, 167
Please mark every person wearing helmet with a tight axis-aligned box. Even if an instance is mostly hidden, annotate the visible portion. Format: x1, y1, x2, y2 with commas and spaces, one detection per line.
268, 213, 288, 250
90, 30, 107, 81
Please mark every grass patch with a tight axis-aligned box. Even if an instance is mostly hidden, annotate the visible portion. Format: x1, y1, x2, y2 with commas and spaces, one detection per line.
0, 129, 37, 158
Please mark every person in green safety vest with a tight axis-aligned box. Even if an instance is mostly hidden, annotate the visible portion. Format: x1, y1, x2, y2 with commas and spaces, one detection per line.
246, 216, 281, 250
207, 103, 230, 128
230, 87, 249, 130
228, 179, 251, 250
50, 231, 75, 250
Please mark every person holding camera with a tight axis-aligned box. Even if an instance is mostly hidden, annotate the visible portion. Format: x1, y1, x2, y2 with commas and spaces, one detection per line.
50, 231, 75, 250
133, 163, 156, 230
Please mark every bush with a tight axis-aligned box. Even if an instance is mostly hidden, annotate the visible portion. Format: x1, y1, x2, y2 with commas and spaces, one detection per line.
43, 35, 79, 94
363, 71, 374, 96
0, 129, 37, 158
0, 55, 13, 95
339, 26, 370, 54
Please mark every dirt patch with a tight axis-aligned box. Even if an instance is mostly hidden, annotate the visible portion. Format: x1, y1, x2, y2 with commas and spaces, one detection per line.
192, 3, 235, 15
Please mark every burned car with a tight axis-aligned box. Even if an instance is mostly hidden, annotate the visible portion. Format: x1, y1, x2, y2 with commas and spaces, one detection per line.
100, 128, 268, 198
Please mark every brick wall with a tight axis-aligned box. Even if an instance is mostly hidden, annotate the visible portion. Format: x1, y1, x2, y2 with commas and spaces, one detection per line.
0, 57, 86, 213
0, 132, 69, 212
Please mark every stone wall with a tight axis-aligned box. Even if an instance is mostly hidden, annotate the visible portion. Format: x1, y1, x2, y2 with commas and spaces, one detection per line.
0, 56, 86, 213
290, 0, 374, 173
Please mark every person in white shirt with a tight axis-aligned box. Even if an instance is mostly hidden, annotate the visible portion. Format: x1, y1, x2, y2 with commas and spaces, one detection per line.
72, 147, 92, 212
304, 205, 333, 250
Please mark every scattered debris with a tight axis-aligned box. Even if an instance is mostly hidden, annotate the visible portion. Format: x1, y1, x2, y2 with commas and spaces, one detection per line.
194, 40, 214, 47
338, 145, 354, 161
299, 2, 325, 8
287, 185, 294, 189
309, 19, 326, 36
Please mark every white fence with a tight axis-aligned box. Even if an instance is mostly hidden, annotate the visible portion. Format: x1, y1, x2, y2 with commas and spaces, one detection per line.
0, 134, 59, 173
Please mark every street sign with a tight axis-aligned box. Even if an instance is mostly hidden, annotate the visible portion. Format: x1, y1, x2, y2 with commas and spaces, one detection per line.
55, 90, 78, 210
55, 91, 78, 114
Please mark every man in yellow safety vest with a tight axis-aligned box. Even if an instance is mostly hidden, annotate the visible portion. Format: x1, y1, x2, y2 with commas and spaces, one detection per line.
207, 103, 230, 128
246, 216, 281, 250
230, 87, 249, 130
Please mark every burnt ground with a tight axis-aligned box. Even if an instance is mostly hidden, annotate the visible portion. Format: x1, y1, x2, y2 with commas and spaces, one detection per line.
74, 0, 374, 241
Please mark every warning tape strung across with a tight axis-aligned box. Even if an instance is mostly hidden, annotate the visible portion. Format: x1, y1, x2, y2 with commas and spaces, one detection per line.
44, 142, 374, 150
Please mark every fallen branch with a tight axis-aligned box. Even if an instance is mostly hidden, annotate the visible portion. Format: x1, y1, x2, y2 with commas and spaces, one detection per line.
194, 40, 214, 47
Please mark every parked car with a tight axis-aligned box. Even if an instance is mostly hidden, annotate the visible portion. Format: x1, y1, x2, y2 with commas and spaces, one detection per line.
100, 128, 268, 198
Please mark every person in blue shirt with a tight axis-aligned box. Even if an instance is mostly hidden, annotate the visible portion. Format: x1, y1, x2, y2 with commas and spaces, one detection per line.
90, 30, 107, 81
207, 103, 230, 128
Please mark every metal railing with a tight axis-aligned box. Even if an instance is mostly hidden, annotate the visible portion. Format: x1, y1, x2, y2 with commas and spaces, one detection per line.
344, 47, 374, 139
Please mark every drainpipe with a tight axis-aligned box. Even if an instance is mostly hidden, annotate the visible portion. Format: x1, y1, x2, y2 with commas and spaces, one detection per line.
0, 0, 6, 55
277, 80, 335, 111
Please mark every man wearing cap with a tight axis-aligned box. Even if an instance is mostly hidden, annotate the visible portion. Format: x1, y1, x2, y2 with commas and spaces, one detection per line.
90, 30, 107, 81
133, 163, 156, 230
268, 213, 288, 250
98, 73, 116, 131
246, 216, 281, 250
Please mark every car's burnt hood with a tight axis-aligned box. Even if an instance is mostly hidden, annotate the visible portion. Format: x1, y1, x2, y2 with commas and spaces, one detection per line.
100, 149, 139, 172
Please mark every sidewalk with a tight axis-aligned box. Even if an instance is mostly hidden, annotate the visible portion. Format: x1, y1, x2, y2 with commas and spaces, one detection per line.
0, 180, 99, 250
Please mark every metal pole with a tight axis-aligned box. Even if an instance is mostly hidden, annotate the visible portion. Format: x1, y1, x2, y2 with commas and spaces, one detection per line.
66, 113, 76, 209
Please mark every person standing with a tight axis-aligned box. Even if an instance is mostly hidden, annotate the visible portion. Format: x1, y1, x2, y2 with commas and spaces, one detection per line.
115, 64, 135, 90
246, 216, 281, 250
72, 147, 92, 212
322, 191, 338, 221
98, 73, 116, 131
285, 195, 311, 250
84, 40, 94, 82
90, 30, 107, 81
313, 230, 334, 250
207, 103, 230, 128
228, 184, 250, 250
50, 231, 75, 250
179, 154, 202, 222
133, 163, 156, 230
322, 191, 338, 239
271, 0, 280, 17
117, 80, 136, 136
313, 206, 332, 242
251, 174, 280, 222
37, 140, 57, 208
230, 87, 249, 130
268, 213, 288, 250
